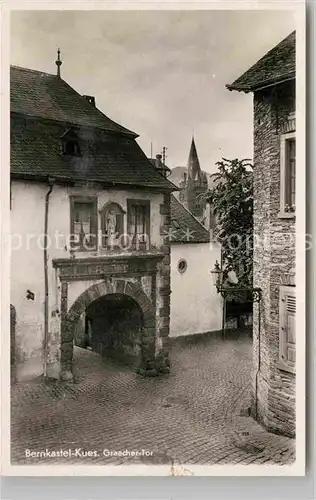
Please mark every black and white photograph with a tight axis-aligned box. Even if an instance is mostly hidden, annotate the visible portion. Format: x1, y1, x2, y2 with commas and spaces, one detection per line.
2, 2, 305, 475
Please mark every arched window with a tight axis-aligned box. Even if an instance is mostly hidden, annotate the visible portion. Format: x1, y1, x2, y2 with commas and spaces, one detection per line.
100, 202, 125, 249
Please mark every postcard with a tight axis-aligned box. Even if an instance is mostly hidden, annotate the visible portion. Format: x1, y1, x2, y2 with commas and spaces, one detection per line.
1, 0, 306, 476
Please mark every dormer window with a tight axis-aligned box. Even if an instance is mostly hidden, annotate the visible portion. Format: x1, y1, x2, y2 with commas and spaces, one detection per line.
64, 139, 80, 156
61, 128, 81, 156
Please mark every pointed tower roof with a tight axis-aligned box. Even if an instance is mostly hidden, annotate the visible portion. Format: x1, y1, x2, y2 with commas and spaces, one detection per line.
187, 137, 202, 181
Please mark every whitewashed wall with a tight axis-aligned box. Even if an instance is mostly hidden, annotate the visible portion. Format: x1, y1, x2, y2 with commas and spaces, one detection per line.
170, 241, 222, 337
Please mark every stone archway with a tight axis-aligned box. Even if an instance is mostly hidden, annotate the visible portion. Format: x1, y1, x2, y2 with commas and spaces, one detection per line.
60, 278, 156, 380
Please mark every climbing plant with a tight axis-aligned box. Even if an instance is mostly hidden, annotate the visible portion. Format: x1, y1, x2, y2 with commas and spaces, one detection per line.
202, 158, 254, 297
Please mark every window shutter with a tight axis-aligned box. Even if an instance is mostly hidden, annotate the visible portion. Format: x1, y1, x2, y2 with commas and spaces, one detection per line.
70, 196, 97, 251
127, 205, 135, 234
279, 286, 296, 367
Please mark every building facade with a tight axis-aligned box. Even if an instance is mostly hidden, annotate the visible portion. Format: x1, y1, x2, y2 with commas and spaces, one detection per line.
227, 32, 296, 437
10, 64, 177, 382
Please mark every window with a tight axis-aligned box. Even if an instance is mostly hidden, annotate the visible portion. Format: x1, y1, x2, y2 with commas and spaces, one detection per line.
61, 129, 80, 156
64, 139, 80, 156
278, 285, 296, 373
280, 132, 296, 216
100, 202, 125, 248
177, 259, 187, 274
70, 196, 97, 251
127, 199, 150, 249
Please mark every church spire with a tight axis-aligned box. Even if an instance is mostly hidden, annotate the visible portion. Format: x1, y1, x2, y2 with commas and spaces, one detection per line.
179, 136, 207, 219
187, 136, 202, 182
55, 48, 62, 78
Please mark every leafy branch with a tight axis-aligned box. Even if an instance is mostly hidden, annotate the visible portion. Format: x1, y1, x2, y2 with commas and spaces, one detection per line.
202, 158, 254, 298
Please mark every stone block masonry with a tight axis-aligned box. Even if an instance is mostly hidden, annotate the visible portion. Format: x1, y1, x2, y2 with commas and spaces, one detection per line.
155, 193, 172, 374
46, 245, 173, 381
251, 82, 296, 437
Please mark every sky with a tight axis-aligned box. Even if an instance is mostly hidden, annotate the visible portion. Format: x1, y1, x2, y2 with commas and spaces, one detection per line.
11, 9, 296, 174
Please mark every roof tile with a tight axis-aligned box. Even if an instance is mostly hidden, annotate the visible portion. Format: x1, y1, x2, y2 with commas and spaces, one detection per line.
170, 195, 210, 244
10, 66, 178, 191
11, 66, 136, 135
227, 31, 295, 92
11, 116, 177, 190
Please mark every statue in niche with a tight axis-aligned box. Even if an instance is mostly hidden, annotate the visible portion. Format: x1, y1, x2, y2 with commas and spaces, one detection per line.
100, 202, 125, 248
106, 210, 117, 238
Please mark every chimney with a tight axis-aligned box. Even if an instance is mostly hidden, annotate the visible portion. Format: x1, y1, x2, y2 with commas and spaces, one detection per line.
82, 95, 96, 107
155, 154, 163, 168
154, 154, 169, 178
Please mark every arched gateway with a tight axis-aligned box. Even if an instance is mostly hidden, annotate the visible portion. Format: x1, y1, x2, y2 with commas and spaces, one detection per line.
60, 278, 157, 380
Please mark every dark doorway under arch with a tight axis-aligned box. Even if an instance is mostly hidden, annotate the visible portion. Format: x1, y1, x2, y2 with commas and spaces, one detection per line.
61, 279, 157, 379
76, 293, 144, 368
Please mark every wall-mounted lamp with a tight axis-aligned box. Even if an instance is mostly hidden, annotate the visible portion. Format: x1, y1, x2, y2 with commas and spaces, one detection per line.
210, 260, 224, 291
210, 261, 262, 303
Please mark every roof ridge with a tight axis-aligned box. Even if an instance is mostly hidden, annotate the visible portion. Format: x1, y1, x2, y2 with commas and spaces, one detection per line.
11, 65, 56, 78
171, 195, 210, 234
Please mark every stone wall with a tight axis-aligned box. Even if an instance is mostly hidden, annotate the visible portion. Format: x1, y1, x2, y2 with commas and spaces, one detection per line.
252, 81, 296, 437
155, 193, 172, 373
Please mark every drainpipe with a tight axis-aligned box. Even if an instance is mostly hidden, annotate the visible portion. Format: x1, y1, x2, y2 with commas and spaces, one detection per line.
254, 300, 262, 418
43, 177, 55, 378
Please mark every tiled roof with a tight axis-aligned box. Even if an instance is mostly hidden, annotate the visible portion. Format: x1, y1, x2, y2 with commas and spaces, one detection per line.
226, 31, 295, 92
11, 66, 136, 136
149, 158, 171, 174
11, 116, 177, 191
170, 195, 210, 244
10, 66, 178, 191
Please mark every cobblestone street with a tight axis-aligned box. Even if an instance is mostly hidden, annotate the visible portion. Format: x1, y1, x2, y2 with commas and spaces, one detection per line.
11, 331, 295, 467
